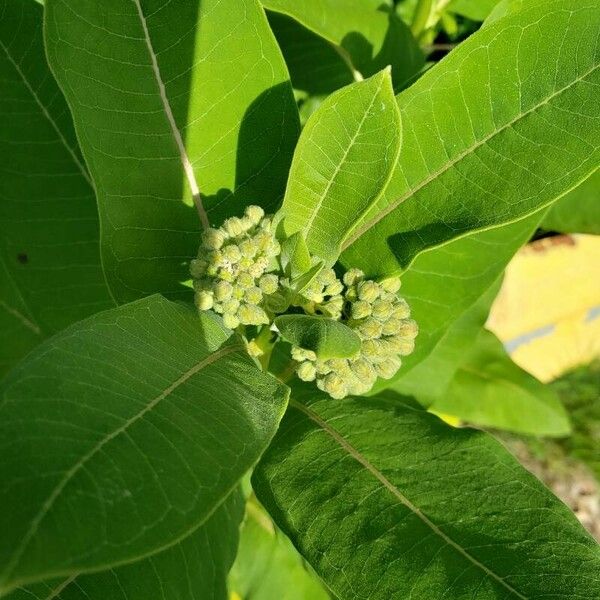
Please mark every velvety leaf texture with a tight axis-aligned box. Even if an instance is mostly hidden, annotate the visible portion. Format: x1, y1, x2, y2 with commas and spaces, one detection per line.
44, 0, 300, 304
0, 0, 114, 377
7, 490, 245, 600
0, 296, 288, 594
342, 0, 600, 277
254, 389, 600, 599
432, 328, 571, 436
280, 70, 401, 263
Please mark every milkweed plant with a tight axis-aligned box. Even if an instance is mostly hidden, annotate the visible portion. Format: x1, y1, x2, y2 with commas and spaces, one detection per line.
0, 0, 599, 598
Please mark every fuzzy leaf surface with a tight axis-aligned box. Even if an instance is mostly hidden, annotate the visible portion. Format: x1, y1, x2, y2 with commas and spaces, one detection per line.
44, 0, 299, 304
432, 329, 571, 436
275, 315, 361, 360
280, 70, 401, 264
0, 0, 113, 377
342, 0, 600, 277
6, 491, 244, 600
0, 296, 288, 593
254, 389, 600, 600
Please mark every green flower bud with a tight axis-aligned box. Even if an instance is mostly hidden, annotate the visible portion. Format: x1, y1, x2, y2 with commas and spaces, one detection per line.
315, 360, 332, 375
214, 280, 233, 301
244, 286, 263, 305
358, 318, 383, 340
319, 373, 347, 399
374, 357, 401, 379
223, 244, 241, 263
224, 216, 246, 238
190, 258, 207, 279
222, 298, 240, 315
245, 205, 265, 225
239, 239, 258, 258
386, 335, 415, 356
327, 358, 352, 377
321, 296, 344, 318
195, 290, 214, 311
291, 347, 317, 362
357, 280, 380, 303
391, 300, 411, 320
248, 257, 269, 278
238, 304, 269, 326
350, 300, 371, 320
371, 299, 394, 321
232, 286, 245, 300
349, 358, 376, 382
223, 313, 240, 329
319, 268, 337, 285
396, 319, 419, 339
237, 272, 254, 289
362, 339, 384, 358
202, 228, 225, 250
324, 280, 344, 296
297, 361, 317, 382
259, 274, 279, 295
381, 317, 403, 336
380, 277, 401, 294
343, 268, 364, 287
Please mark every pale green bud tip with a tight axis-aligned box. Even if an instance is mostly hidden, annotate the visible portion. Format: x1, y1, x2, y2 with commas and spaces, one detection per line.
245, 205, 264, 224
214, 281, 233, 301
397, 319, 419, 339
358, 318, 383, 340
357, 280, 380, 303
259, 274, 279, 295
202, 228, 225, 250
237, 272, 254, 289
223, 313, 240, 329
291, 347, 317, 362
190, 259, 207, 279
224, 217, 246, 238
343, 268, 364, 287
244, 286, 263, 305
196, 290, 214, 311
380, 277, 401, 294
297, 361, 317, 382
320, 374, 347, 399
375, 357, 401, 379
351, 300, 372, 320
238, 304, 269, 326
223, 244, 241, 262
372, 299, 394, 321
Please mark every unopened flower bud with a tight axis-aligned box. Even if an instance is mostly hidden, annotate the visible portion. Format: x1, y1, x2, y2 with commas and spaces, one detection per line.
202, 228, 226, 250
245, 205, 264, 224
214, 281, 233, 301
315, 360, 333, 375
223, 313, 240, 329
391, 300, 411, 320
259, 274, 279, 295
237, 272, 254, 289
244, 286, 263, 305
238, 304, 269, 326
321, 296, 344, 318
357, 280, 380, 303
372, 299, 394, 321
239, 239, 258, 258
222, 298, 240, 315
223, 244, 241, 263
358, 318, 383, 340
380, 277, 401, 294
319, 373, 347, 399
396, 319, 419, 339
291, 347, 317, 362
297, 361, 317, 382
196, 290, 214, 311
374, 357, 401, 379
351, 300, 371, 320
343, 268, 364, 287
224, 217, 246, 238
387, 335, 415, 356
381, 317, 403, 336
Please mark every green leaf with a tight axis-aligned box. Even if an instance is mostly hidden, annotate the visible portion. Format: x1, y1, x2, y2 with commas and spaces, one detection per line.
449, 0, 502, 21
542, 169, 600, 234
432, 329, 571, 436
6, 490, 245, 600
280, 70, 401, 264
262, 0, 424, 89
341, 0, 600, 278
0, 296, 288, 594
275, 315, 361, 360
0, 0, 114, 377
280, 232, 313, 279
267, 12, 354, 96
253, 389, 600, 600
388, 278, 502, 404
44, 0, 300, 304
390, 210, 544, 382
229, 500, 329, 600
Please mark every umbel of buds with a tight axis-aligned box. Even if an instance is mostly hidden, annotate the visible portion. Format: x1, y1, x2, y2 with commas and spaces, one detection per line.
190, 206, 280, 330
294, 268, 418, 399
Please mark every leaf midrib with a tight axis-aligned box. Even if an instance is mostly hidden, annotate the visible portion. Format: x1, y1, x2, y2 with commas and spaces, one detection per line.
342, 61, 600, 251
1, 343, 244, 587
290, 399, 529, 599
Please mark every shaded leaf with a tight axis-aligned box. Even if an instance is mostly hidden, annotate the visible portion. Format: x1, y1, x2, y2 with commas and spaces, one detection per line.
262, 0, 424, 89
7, 490, 245, 600
254, 388, 600, 600
432, 328, 571, 436
0, 296, 288, 593
275, 315, 361, 360
0, 0, 114, 377
449, 0, 502, 21
229, 500, 329, 600
45, 0, 299, 304
280, 232, 312, 279
342, 0, 600, 277
280, 70, 401, 264
542, 169, 600, 234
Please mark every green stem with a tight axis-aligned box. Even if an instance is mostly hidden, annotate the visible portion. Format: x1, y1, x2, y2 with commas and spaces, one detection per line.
411, 0, 434, 38
254, 325, 275, 371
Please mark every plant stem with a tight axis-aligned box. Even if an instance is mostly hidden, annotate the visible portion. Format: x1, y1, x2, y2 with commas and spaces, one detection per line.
253, 325, 275, 371
411, 0, 434, 38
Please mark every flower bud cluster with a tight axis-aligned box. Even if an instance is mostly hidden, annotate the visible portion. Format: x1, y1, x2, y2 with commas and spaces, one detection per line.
190, 206, 280, 330
294, 268, 418, 399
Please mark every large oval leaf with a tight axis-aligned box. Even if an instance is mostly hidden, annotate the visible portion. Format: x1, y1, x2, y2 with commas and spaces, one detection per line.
254, 389, 600, 599
44, 0, 300, 304
280, 70, 401, 264
0, 296, 288, 594
0, 0, 114, 377
6, 490, 244, 600
342, 0, 600, 277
